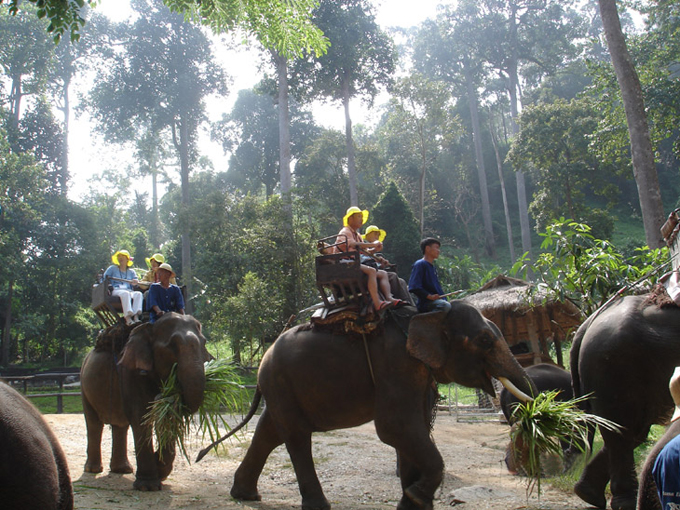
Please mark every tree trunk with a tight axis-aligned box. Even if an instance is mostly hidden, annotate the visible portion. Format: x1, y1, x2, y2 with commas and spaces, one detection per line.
178, 116, 193, 314
151, 167, 159, 248
464, 61, 495, 257
342, 76, 358, 207
2, 280, 13, 366
489, 113, 515, 263
598, 0, 665, 248
61, 72, 70, 195
508, 3, 533, 264
276, 53, 292, 205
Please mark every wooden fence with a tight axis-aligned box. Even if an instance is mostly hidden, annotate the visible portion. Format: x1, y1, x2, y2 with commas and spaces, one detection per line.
0, 370, 81, 414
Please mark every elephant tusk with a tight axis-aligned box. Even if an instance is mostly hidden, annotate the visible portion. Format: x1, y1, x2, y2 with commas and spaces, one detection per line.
498, 376, 534, 403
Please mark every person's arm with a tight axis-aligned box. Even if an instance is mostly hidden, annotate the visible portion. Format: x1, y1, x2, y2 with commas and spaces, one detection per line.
176, 286, 185, 312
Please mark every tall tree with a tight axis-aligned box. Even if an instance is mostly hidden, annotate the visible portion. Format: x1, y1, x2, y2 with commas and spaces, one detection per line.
212, 86, 318, 198
480, 0, 585, 263
597, 0, 665, 248
414, 2, 497, 257
0, 5, 55, 147
290, 0, 396, 206
381, 73, 462, 237
85, 0, 228, 311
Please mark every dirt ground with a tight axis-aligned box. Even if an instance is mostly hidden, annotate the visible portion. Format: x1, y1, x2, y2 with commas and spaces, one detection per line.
45, 412, 592, 510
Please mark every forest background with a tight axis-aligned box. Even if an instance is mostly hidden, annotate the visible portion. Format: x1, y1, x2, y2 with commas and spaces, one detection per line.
2, 0, 680, 368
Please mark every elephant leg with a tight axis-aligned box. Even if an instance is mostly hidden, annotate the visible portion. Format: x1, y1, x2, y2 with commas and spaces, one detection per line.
110, 424, 133, 474
286, 432, 330, 510
606, 429, 645, 510
393, 441, 441, 510
83, 397, 104, 473
130, 422, 162, 491
231, 409, 283, 502
574, 446, 609, 509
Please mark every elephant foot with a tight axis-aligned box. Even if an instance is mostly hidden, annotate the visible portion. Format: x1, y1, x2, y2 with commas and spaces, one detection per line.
133, 478, 162, 491
396, 486, 433, 510
611, 495, 637, 510
84, 460, 103, 474
230, 485, 261, 501
574, 480, 606, 509
301, 495, 331, 510
110, 461, 133, 474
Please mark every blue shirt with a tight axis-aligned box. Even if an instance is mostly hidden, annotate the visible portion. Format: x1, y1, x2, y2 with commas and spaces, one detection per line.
147, 283, 185, 323
408, 258, 445, 312
653, 434, 680, 508
103, 265, 138, 290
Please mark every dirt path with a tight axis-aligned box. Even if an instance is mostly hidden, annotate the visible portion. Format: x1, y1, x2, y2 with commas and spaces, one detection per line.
45, 412, 590, 510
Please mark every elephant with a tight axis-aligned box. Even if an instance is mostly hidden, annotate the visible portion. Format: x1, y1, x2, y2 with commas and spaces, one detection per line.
80, 312, 212, 491
570, 294, 680, 510
215, 302, 535, 510
0, 381, 73, 510
636, 418, 680, 510
500, 363, 583, 474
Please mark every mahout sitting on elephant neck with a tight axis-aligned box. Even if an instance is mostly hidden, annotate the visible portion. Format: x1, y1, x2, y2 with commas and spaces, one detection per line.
209, 300, 535, 510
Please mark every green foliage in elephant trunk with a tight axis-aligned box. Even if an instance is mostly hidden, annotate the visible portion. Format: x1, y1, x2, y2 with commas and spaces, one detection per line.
144, 359, 249, 462
509, 391, 622, 500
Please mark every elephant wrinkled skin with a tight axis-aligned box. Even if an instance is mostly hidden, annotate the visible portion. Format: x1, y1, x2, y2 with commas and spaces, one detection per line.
0, 381, 73, 510
80, 313, 212, 491
228, 302, 535, 510
571, 295, 680, 510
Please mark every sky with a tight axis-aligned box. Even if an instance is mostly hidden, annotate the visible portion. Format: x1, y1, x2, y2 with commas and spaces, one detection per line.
66, 0, 443, 202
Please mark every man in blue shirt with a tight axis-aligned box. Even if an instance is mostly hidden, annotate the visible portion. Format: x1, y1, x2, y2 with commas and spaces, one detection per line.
408, 238, 452, 313
147, 263, 185, 323
652, 367, 680, 509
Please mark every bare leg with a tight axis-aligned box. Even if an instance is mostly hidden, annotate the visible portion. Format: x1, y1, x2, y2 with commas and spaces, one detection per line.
376, 270, 395, 301
360, 265, 385, 309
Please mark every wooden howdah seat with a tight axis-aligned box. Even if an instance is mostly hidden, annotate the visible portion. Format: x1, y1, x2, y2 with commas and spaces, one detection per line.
315, 236, 371, 317
91, 275, 125, 328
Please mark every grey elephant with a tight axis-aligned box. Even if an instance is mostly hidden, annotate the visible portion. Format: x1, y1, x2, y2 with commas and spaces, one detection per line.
80, 313, 212, 491
571, 294, 680, 510
500, 363, 583, 474
207, 302, 535, 510
0, 381, 73, 510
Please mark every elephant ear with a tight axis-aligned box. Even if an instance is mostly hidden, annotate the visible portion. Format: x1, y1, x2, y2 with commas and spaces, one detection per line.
119, 323, 154, 371
406, 310, 448, 368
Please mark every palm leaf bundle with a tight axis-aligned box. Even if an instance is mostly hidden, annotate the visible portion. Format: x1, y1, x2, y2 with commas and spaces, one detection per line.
509, 390, 621, 499
143, 358, 248, 463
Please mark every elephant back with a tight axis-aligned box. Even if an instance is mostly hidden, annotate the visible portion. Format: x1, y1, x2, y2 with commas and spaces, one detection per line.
94, 322, 133, 356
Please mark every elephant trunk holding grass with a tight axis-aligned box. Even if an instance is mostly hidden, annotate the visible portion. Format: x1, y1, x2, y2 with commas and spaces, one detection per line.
80, 313, 212, 491
571, 294, 680, 510
223, 302, 535, 510
0, 381, 73, 510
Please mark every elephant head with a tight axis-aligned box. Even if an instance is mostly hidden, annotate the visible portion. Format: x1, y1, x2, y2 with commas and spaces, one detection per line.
119, 313, 213, 412
406, 301, 535, 402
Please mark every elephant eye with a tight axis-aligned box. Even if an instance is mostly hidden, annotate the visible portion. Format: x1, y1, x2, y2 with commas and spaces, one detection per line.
478, 332, 495, 350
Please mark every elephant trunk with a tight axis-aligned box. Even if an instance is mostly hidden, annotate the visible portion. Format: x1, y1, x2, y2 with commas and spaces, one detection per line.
177, 359, 206, 414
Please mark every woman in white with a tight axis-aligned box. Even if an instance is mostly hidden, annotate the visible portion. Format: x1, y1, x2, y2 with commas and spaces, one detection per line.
103, 249, 143, 325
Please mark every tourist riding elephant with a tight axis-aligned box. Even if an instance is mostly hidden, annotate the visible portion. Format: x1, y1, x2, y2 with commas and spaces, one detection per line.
500, 363, 583, 475
80, 313, 212, 491
0, 381, 73, 510
205, 302, 536, 510
571, 294, 680, 510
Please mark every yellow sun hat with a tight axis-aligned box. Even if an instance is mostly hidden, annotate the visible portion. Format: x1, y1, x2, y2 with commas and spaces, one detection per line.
145, 253, 165, 268
112, 249, 134, 267
364, 225, 386, 242
343, 206, 369, 226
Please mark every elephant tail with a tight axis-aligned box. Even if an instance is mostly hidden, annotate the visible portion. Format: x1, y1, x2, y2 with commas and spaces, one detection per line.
195, 387, 263, 463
